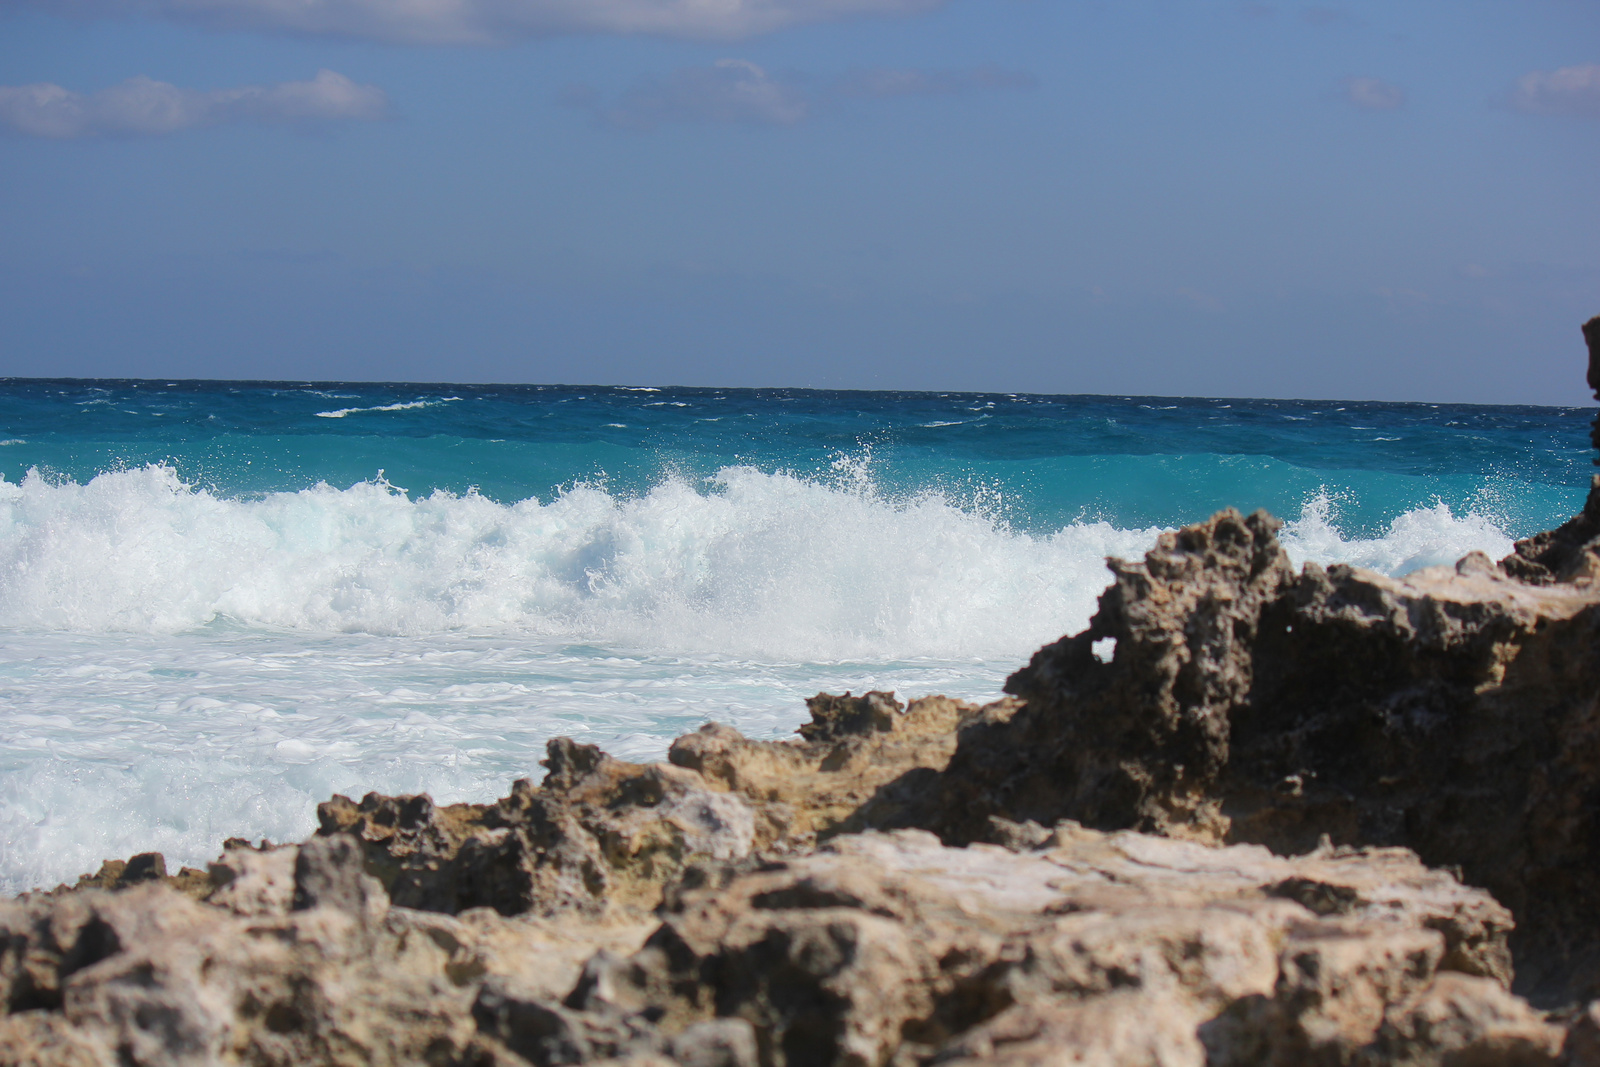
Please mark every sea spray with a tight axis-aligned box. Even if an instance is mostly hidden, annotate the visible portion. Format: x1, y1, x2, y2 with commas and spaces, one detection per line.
0, 463, 1156, 656
0, 466, 1513, 654
1279, 489, 1515, 574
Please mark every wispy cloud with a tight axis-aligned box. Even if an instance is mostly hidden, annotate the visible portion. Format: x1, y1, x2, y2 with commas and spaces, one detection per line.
0, 69, 388, 139
1510, 64, 1600, 119
1343, 76, 1405, 112
564, 59, 1034, 131
4, 0, 946, 44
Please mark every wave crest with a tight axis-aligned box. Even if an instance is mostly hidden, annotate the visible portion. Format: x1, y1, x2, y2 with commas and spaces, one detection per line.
0, 466, 1519, 657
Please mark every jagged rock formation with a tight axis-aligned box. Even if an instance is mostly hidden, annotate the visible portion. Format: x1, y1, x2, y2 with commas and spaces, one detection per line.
0, 833, 657, 1066
2, 820, 1562, 1067
1507, 316, 1600, 580
904, 506, 1600, 1004
314, 693, 1006, 923
14, 537, 1600, 1067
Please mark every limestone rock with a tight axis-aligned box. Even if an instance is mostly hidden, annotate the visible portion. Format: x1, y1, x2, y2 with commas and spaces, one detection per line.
21, 309, 1600, 1065
315, 692, 1008, 923
903, 504, 1600, 1003
0, 848, 656, 1066
8, 821, 1551, 1067
542, 828, 1538, 1067
667, 693, 1015, 849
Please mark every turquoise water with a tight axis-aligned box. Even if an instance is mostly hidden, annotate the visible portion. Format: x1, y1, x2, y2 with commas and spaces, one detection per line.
0, 381, 1585, 536
0, 380, 1589, 891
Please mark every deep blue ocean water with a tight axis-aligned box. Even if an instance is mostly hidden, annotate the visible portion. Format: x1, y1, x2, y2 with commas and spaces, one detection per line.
0, 379, 1590, 891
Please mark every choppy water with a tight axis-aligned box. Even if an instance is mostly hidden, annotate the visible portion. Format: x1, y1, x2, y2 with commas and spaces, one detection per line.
0, 380, 1589, 892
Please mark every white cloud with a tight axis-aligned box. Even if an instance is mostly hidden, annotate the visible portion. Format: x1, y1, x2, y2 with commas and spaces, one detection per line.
6, 0, 945, 44
0, 70, 388, 138
565, 60, 1034, 130
1343, 76, 1405, 111
1511, 65, 1600, 119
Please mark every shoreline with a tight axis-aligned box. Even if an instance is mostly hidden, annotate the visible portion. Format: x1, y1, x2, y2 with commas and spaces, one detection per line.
5, 317, 1600, 1065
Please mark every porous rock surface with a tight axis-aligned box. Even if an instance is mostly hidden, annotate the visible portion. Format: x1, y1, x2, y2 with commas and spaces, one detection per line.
313, 691, 1008, 922
2, 816, 1559, 1067
906, 496, 1600, 1005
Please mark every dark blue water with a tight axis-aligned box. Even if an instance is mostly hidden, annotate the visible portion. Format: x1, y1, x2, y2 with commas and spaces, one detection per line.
0, 380, 1588, 538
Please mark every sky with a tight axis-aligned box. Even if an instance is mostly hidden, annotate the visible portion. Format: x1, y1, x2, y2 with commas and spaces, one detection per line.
0, 0, 1596, 403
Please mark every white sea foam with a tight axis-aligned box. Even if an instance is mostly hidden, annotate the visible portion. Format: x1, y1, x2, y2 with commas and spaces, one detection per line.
1278, 490, 1514, 574
0, 465, 1525, 893
314, 397, 461, 418
0, 464, 1160, 658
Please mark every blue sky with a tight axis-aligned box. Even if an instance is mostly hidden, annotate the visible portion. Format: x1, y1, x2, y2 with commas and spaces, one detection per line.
0, 0, 1595, 403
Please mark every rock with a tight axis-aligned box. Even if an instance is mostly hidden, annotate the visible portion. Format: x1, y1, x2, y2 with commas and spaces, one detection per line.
1501, 477, 1600, 584
471, 975, 659, 1066
1372, 972, 1562, 1066
205, 840, 300, 918
0, 876, 495, 1065
69, 851, 215, 901
5, 820, 1549, 1067
667, 693, 1016, 849
900, 503, 1600, 1003
1505, 315, 1600, 581
1587, 315, 1600, 457
315, 692, 1009, 924
542, 828, 1534, 1067
931, 995, 1206, 1067
293, 834, 386, 917
1562, 1000, 1600, 1066
669, 1019, 760, 1067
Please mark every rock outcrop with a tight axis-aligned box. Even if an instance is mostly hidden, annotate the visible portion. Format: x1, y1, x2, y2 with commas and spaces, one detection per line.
3, 822, 1560, 1067
904, 505, 1600, 1003
313, 692, 1007, 924
1505, 315, 1600, 582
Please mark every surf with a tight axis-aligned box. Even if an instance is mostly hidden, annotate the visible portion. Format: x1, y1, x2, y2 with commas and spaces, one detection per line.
0, 463, 1514, 656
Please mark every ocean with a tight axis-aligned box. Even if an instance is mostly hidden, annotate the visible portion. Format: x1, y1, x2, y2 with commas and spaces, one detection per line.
0, 380, 1589, 894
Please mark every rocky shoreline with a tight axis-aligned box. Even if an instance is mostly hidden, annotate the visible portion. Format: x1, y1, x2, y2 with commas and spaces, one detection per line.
7, 322, 1600, 1067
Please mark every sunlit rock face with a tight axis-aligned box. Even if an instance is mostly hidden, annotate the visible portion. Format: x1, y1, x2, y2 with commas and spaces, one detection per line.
0, 819, 1555, 1067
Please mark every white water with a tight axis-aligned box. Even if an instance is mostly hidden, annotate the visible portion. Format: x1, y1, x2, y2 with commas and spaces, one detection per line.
0, 466, 1517, 893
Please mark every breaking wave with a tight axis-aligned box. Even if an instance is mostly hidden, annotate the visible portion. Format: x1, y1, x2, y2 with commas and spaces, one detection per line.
0, 465, 1517, 658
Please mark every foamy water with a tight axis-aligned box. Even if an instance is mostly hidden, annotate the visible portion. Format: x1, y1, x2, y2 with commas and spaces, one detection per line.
0, 462, 1521, 893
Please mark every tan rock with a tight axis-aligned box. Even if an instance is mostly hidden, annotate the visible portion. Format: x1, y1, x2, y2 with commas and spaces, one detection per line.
931, 995, 1206, 1067
0, 817, 1564, 1067
311, 691, 1013, 925
548, 828, 1524, 1067
906, 503, 1600, 1002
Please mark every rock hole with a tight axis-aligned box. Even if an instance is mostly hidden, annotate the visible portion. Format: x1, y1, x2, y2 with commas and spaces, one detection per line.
1091, 637, 1117, 663
264, 1002, 304, 1033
